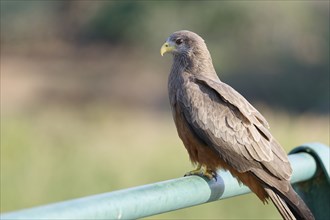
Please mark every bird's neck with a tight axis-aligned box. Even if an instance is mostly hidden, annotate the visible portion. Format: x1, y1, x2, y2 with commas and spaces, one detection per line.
172, 50, 219, 81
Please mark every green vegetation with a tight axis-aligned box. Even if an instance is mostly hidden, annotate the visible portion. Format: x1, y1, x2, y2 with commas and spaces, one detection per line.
1, 105, 328, 218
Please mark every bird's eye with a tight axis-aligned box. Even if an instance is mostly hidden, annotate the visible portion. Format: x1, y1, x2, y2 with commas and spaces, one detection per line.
175, 38, 183, 45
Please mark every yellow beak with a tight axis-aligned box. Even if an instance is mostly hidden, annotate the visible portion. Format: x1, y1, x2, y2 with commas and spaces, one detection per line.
160, 42, 175, 56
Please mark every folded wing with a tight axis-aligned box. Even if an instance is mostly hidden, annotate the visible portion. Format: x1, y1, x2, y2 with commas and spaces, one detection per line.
177, 74, 292, 186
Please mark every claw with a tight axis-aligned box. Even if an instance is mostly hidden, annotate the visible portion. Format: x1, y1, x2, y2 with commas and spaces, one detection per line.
184, 164, 217, 180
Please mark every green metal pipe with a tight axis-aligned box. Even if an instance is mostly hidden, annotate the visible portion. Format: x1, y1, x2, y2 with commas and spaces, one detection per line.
1, 144, 325, 220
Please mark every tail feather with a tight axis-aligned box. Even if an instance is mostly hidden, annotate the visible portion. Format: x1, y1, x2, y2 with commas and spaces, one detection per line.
265, 185, 314, 220
265, 187, 296, 219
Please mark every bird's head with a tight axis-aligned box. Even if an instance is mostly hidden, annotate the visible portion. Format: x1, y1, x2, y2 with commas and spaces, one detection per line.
160, 30, 207, 57
160, 30, 216, 76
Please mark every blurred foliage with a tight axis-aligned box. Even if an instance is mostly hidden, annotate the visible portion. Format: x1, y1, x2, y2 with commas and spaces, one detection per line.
1, 0, 329, 113
79, 2, 146, 44
1, 1, 329, 219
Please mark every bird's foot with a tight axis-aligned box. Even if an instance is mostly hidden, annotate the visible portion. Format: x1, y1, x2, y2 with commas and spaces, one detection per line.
184, 164, 217, 180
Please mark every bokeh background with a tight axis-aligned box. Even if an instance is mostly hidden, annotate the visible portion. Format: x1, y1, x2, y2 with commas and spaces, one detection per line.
1, 1, 329, 219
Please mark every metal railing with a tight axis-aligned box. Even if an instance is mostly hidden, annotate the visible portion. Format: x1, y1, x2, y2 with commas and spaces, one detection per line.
1, 143, 329, 220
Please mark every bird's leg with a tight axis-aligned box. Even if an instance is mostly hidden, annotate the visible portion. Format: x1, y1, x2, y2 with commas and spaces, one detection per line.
184, 164, 217, 180
184, 164, 202, 176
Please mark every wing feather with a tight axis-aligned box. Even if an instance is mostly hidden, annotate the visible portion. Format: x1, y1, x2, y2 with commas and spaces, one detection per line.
196, 75, 269, 128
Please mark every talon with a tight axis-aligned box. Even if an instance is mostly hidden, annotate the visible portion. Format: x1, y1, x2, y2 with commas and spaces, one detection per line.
184, 164, 202, 177
184, 164, 217, 180
211, 171, 218, 181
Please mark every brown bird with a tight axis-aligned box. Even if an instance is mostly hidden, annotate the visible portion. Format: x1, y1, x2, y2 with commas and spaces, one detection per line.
160, 30, 314, 220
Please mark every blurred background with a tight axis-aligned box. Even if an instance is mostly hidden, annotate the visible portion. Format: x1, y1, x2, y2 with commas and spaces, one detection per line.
1, 1, 329, 219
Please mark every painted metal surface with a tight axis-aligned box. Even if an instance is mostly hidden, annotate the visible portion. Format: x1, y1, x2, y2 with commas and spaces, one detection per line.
290, 143, 330, 220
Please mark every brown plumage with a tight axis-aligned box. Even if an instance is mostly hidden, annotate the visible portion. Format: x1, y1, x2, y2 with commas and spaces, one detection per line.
160, 30, 314, 220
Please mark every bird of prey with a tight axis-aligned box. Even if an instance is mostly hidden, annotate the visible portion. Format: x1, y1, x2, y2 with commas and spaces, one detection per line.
160, 30, 314, 220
